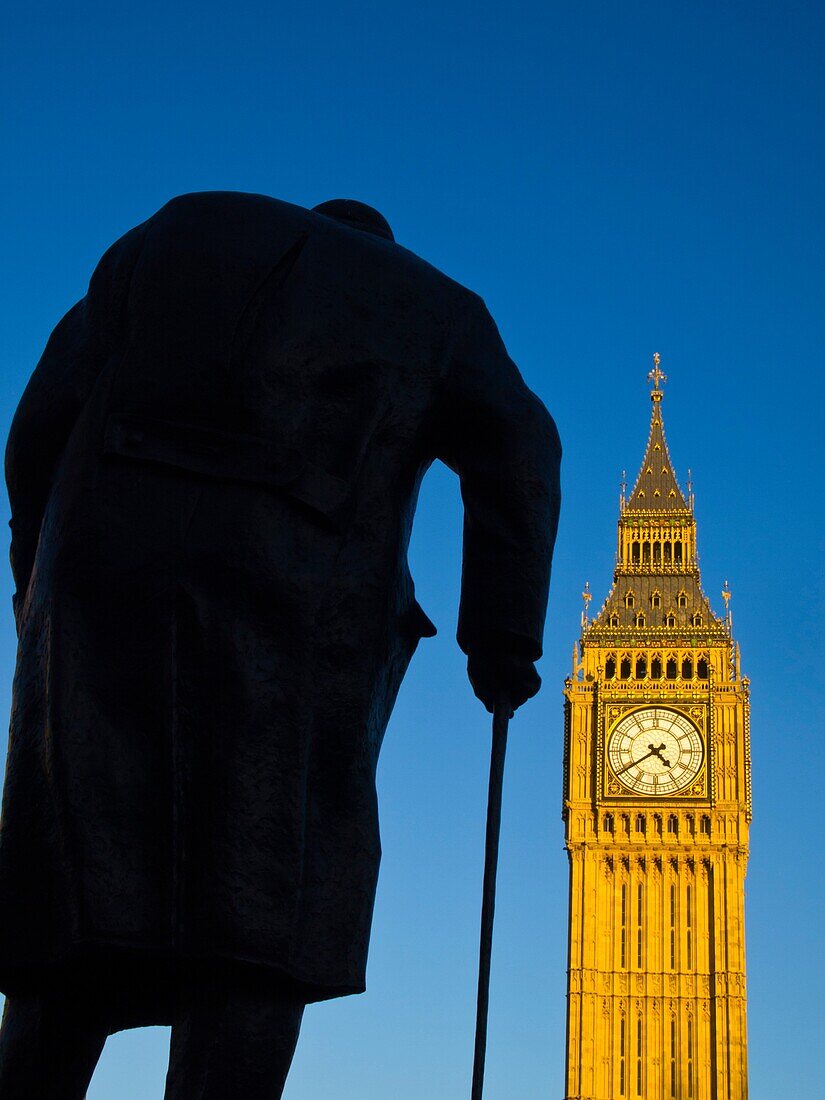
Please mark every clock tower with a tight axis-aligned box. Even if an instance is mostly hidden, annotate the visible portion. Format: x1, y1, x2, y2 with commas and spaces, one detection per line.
562, 358, 751, 1100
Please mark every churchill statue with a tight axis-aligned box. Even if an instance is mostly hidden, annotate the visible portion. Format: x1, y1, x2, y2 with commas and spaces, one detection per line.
0, 192, 561, 1097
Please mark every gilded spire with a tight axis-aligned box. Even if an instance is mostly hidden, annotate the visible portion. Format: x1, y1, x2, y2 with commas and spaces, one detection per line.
625, 354, 689, 512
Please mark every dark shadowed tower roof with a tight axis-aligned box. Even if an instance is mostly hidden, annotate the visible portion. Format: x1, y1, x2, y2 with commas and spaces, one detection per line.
581, 353, 727, 643
625, 353, 689, 512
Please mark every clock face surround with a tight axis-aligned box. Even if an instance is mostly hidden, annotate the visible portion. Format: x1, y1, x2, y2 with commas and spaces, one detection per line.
607, 707, 704, 796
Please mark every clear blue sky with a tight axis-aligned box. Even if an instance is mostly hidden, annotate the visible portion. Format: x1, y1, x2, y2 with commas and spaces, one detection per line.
2, 2, 823, 1096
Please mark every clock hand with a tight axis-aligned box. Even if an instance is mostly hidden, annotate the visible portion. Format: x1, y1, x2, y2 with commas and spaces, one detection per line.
614, 748, 657, 778
648, 742, 671, 768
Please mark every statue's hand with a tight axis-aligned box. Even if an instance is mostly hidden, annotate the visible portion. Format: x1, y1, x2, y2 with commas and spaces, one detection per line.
467, 647, 541, 714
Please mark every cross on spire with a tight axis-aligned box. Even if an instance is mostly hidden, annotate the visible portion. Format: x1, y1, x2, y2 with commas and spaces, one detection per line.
648, 352, 667, 392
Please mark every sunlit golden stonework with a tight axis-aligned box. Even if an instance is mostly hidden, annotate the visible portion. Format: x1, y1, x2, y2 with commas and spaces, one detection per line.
563, 358, 751, 1100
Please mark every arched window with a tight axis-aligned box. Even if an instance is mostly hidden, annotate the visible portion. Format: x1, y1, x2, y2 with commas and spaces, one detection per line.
605, 656, 616, 678
650, 591, 661, 609
653, 813, 663, 836
664, 541, 672, 564
691, 612, 703, 627
682, 657, 693, 679
632, 541, 640, 564
621, 814, 630, 835
636, 885, 644, 970
677, 591, 688, 609
635, 612, 646, 628
624, 592, 635, 609
667, 814, 678, 835
650, 655, 662, 679
635, 656, 647, 679
697, 656, 709, 679
620, 656, 632, 680
686, 886, 694, 971
666, 656, 678, 679
635, 814, 646, 834
604, 813, 615, 834
609, 613, 620, 627
636, 1015, 644, 1094
642, 542, 651, 564
674, 542, 683, 564
686, 814, 695, 836
666, 613, 676, 628
700, 815, 711, 836
653, 541, 661, 565
687, 1015, 694, 1096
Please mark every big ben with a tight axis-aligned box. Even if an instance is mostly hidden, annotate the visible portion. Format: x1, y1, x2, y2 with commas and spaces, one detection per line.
562, 357, 751, 1100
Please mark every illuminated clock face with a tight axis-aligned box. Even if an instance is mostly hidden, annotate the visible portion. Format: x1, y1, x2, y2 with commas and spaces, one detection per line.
607, 708, 704, 796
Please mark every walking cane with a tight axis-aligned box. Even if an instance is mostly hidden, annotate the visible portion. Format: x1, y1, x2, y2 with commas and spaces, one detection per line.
471, 694, 511, 1100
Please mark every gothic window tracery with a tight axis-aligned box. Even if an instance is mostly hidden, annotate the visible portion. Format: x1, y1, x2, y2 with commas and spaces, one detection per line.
636, 884, 644, 969
686, 884, 694, 970
636, 1016, 643, 1094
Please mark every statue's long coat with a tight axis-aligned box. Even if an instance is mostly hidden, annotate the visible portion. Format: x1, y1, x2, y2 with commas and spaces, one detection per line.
0, 192, 560, 1004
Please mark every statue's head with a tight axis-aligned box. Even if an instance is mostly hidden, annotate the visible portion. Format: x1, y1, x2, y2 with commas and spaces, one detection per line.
311, 199, 394, 242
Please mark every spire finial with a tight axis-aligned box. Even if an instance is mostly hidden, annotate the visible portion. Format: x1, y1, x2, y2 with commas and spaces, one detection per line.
581, 581, 592, 629
648, 352, 667, 396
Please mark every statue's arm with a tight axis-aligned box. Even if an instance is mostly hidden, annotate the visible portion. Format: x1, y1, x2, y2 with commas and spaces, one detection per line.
433, 294, 561, 706
5, 221, 147, 615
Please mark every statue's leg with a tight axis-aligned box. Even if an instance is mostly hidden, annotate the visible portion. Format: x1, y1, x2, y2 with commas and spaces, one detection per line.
0, 991, 107, 1099
164, 979, 305, 1100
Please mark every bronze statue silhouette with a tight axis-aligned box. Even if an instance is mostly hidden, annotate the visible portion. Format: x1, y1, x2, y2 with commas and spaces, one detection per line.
0, 192, 561, 1097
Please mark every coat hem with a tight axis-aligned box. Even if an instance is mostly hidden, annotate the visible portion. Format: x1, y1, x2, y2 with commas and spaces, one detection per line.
0, 938, 365, 1012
